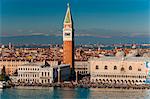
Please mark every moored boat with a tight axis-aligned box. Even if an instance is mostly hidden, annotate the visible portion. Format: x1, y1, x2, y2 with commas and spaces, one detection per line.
0, 81, 6, 89
0, 81, 3, 88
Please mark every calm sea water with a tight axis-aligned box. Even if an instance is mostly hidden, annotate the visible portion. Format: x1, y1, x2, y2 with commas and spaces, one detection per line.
0, 88, 150, 99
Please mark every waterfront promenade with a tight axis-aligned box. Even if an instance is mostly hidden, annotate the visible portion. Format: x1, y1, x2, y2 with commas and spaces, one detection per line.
12, 81, 150, 90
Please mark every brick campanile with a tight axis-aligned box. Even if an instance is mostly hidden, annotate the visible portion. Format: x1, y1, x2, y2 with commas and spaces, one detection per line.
63, 3, 74, 69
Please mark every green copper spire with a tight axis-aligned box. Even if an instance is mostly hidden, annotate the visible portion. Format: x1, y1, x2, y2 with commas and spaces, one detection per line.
64, 3, 72, 24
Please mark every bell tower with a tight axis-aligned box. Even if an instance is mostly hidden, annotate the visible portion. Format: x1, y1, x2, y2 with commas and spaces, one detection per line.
63, 3, 74, 69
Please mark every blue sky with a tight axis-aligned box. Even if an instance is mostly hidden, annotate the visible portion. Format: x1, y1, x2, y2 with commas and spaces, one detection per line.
1, 0, 150, 38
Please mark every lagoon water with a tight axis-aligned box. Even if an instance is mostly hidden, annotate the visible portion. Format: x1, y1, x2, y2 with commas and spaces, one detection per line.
0, 88, 150, 99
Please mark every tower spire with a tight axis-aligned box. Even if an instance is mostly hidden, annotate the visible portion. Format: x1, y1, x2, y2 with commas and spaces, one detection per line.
67, 3, 70, 7
64, 3, 72, 24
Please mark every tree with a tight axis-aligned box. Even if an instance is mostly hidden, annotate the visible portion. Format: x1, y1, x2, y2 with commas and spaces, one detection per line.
0, 65, 7, 81
0, 65, 10, 81
1, 65, 6, 76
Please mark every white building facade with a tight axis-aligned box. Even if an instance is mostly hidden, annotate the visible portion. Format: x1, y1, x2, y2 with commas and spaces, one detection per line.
18, 62, 70, 84
39, 66, 53, 84
90, 57, 150, 84
18, 62, 45, 84
74, 61, 90, 75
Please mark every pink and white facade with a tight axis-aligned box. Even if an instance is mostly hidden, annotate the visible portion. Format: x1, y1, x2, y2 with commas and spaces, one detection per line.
89, 57, 150, 84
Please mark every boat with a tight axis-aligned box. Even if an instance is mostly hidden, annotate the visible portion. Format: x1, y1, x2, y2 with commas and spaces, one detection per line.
0, 81, 3, 89
0, 81, 6, 89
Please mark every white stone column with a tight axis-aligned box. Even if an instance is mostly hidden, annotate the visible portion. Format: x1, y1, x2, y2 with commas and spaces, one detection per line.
50, 68, 53, 83
75, 71, 78, 83
57, 68, 60, 84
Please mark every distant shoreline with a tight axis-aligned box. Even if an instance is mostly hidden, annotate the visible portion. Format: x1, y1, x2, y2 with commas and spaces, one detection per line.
0, 43, 150, 49
1, 35, 149, 45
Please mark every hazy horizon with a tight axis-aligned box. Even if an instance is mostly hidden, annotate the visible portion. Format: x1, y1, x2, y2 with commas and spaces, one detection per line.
0, 0, 150, 44
0, 35, 149, 45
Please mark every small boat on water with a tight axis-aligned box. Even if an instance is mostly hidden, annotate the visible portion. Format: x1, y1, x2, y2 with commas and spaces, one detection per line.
0, 81, 6, 89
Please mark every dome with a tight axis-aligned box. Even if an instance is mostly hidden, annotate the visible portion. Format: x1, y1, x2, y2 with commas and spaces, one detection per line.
115, 51, 125, 57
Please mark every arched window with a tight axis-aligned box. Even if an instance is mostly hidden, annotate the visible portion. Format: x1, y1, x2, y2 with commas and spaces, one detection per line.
138, 68, 141, 71
129, 66, 132, 70
104, 65, 108, 70
121, 67, 125, 71
96, 65, 99, 69
42, 72, 43, 76
114, 66, 117, 70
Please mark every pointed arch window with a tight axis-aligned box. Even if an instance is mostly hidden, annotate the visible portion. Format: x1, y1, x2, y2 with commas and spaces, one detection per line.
121, 67, 125, 71
104, 66, 108, 70
96, 65, 99, 70
114, 66, 117, 70
129, 66, 132, 70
